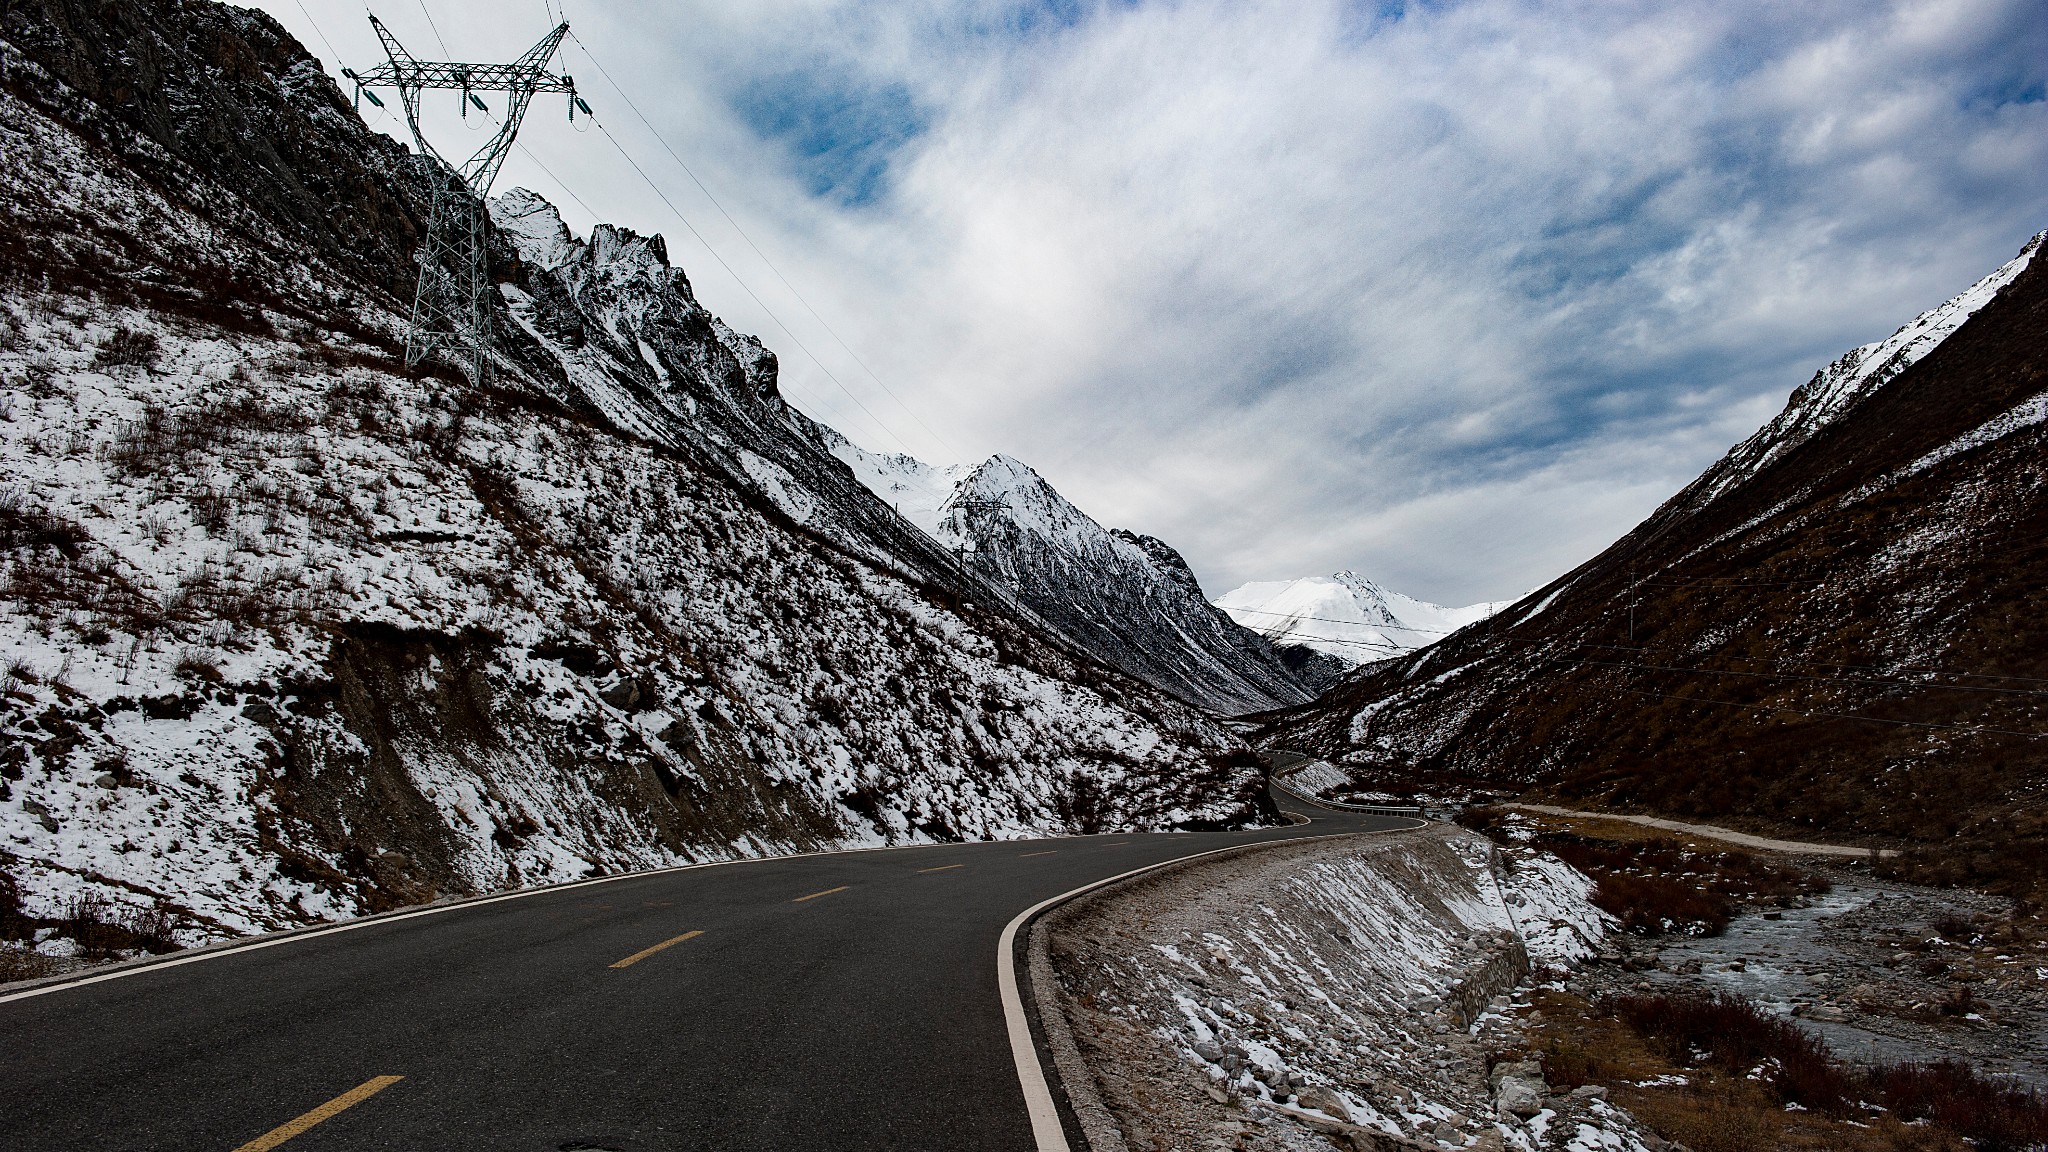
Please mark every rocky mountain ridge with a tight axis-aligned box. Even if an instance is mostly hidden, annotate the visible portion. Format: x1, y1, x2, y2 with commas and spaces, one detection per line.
0, 0, 1264, 939
823, 429, 1315, 715
1214, 571, 1510, 686
1257, 229, 2048, 893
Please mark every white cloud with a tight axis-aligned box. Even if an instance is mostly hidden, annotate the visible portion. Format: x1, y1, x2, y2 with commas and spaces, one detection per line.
256, 0, 2048, 604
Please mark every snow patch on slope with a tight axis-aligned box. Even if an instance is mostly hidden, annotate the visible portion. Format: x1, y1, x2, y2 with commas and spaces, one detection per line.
820, 429, 1312, 714
1686, 230, 2042, 509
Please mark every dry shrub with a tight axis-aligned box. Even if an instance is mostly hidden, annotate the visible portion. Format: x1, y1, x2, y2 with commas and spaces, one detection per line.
61, 892, 182, 960
1615, 991, 1852, 1110
0, 869, 26, 940
1616, 991, 2048, 1151
1463, 810, 1828, 936
93, 326, 160, 369
1622, 1083, 1781, 1152
173, 648, 222, 682
0, 945, 57, 983
0, 488, 88, 557
1872, 1062, 2048, 1152
1594, 871, 1737, 935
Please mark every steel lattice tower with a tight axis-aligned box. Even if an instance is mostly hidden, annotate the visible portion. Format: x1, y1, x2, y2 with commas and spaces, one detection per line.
348, 16, 583, 384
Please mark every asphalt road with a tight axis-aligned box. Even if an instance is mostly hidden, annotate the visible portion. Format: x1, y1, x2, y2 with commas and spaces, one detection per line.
1, 787, 1418, 1151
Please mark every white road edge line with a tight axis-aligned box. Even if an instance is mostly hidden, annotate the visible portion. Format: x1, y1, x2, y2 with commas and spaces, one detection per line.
996, 805, 1428, 1152
0, 835, 1003, 1007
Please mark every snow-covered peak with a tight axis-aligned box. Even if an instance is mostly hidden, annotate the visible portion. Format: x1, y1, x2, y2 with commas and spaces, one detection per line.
823, 434, 1312, 713
945, 453, 1112, 552
1687, 230, 2043, 508
1214, 573, 1510, 666
817, 423, 973, 539
490, 187, 579, 271
491, 187, 678, 299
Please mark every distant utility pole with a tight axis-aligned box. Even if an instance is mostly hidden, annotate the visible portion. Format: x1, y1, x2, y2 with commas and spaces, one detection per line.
346, 15, 588, 384
944, 496, 1007, 572
1627, 565, 1638, 644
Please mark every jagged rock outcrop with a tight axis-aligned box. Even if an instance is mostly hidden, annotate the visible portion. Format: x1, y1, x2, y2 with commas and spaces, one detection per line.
0, 0, 1265, 936
1257, 231, 2048, 890
824, 429, 1315, 715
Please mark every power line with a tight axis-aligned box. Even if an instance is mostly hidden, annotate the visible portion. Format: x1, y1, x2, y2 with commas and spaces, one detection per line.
347, 44, 956, 502
1593, 680, 2048, 742
579, 116, 923, 458
332, 13, 982, 502
563, 29, 961, 461
1261, 631, 1410, 656
478, 113, 878, 443
413, 0, 451, 56
293, 0, 345, 64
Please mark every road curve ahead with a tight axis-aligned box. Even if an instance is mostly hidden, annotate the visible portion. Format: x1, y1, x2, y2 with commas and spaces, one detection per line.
2, 788, 1417, 1151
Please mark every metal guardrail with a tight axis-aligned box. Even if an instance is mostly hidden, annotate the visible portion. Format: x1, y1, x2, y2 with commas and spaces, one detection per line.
1266, 760, 1425, 819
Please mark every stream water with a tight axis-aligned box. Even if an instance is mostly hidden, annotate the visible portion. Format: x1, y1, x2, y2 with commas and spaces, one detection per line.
1633, 877, 2048, 1088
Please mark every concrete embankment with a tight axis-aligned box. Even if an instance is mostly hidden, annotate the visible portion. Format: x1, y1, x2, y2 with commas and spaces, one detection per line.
1034, 824, 1668, 1152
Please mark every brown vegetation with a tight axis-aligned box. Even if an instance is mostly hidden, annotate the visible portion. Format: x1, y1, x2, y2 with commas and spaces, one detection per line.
1458, 805, 1829, 934
91, 325, 159, 369
1612, 990, 2048, 1152
1530, 987, 1968, 1152
59, 892, 182, 960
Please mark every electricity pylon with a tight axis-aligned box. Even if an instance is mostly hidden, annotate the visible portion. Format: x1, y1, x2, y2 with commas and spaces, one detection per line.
346, 16, 587, 384
943, 496, 1008, 572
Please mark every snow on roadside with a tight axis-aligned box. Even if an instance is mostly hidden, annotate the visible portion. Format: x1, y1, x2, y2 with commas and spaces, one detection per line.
1045, 825, 1649, 1152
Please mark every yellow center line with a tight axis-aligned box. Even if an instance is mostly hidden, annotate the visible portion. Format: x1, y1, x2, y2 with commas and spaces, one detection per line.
229, 1075, 404, 1152
608, 929, 704, 969
1018, 850, 1057, 857
792, 885, 850, 903
917, 864, 965, 873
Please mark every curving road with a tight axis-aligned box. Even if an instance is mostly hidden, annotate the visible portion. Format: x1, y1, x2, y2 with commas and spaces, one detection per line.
1, 787, 1417, 1151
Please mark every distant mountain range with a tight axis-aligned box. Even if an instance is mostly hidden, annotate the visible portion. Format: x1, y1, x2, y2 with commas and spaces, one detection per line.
1214, 572, 1510, 686
820, 429, 1315, 716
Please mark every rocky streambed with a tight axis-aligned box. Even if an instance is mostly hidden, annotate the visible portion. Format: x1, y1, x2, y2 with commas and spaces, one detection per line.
1574, 865, 2048, 1088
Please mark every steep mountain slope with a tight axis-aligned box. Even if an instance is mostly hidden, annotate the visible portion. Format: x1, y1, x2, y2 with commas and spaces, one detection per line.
1259, 231, 2048, 893
0, 0, 1263, 938
1215, 571, 1510, 678
822, 428, 1314, 715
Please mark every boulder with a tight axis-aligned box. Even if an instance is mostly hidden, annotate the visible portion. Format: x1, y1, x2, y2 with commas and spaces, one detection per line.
1495, 1076, 1545, 1118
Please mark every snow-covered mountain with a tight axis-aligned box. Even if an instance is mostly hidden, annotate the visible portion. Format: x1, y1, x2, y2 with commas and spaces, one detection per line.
1677, 233, 2043, 513
1215, 572, 1510, 673
0, 0, 1266, 940
1257, 229, 2048, 876
1214, 569, 1511, 693
821, 429, 1314, 715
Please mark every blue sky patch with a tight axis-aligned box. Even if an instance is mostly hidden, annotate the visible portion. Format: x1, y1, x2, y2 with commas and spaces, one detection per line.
734, 66, 927, 207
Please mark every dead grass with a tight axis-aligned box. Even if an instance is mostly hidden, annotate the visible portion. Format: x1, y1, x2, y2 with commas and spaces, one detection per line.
59, 892, 182, 960
1526, 988, 1970, 1152
1459, 805, 1830, 935
92, 326, 159, 370
1614, 991, 1852, 1110
0, 944, 57, 983
1594, 989, 2048, 1152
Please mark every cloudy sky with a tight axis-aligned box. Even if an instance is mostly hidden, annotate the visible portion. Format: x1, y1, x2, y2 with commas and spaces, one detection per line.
256, 0, 2048, 605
